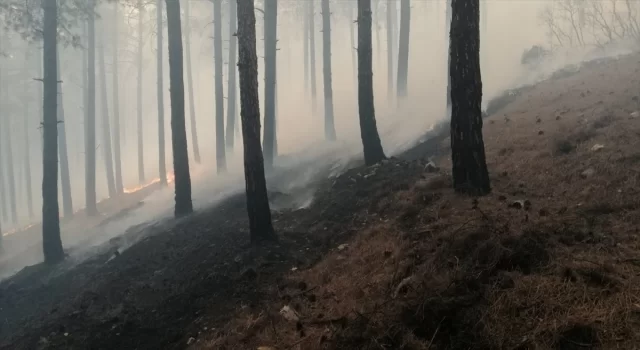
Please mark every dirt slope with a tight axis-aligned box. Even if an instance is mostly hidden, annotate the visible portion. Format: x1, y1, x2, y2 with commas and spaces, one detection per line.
196, 54, 640, 349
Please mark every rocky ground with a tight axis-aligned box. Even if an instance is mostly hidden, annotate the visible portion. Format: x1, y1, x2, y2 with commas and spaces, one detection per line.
3, 52, 640, 350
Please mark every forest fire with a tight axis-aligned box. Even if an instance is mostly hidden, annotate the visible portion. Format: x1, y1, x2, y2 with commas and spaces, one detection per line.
123, 171, 175, 194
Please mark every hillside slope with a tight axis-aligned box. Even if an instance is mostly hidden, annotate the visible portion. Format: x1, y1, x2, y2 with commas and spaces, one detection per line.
200, 53, 640, 349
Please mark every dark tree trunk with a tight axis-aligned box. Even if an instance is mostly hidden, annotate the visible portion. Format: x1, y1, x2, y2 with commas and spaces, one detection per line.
446, 0, 452, 117
157, 0, 167, 185
262, 0, 277, 169
86, 1, 98, 216
321, 0, 336, 140
23, 53, 34, 218
98, 30, 116, 198
165, 0, 193, 216
225, 0, 238, 151
137, 0, 145, 184
358, 0, 386, 165
42, 0, 64, 264
56, 45, 74, 217
450, 0, 490, 195
184, 0, 201, 164
236, 0, 276, 243
113, 1, 124, 194
213, 0, 226, 173
309, 0, 317, 112
386, 0, 395, 100
396, 0, 410, 98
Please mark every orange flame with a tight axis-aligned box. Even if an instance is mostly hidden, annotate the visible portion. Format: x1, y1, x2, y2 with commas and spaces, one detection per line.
123, 171, 175, 194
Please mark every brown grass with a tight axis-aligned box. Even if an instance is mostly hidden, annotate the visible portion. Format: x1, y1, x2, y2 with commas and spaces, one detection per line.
194, 53, 640, 349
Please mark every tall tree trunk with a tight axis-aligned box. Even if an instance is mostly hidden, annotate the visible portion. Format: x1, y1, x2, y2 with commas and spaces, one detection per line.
321, 0, 336, 140
1, 85, 17, 225
450, 0, 490, 195
98, 29, 116, 198
303, 1, 309, 94
237, 0, 276, 243
56, 45, 74, 217
165, 0, 193, 216
23, 53, 34, 219
350, 4, 357, 84
184, 0, 201, 164
225, 0, 238, 151
113, 1, 123, 194
262, 0, 277, 169
137, 0, 146, 184
358, 0, 386, 165
309, 0, 317, 112
446, 0, 452, 117
396, 0, 410, 98
42, 0, 64, 263
213, 0, 226, 173
157, 0, 167, 185
386, 0, 395, 100
86, 2, 98, 216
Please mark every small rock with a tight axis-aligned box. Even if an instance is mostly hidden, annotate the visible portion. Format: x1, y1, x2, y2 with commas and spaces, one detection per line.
64, 333, 69, 337
556, 115, 561, 120
536, 118, 542, 123
424, 161, 439, 173
337, 243, 349, 251
290, 267, 298, 272
590, 144, 605, 152
187, 337, 196, 345
580, 168, 595, 179
279, 305, 300, 322
509, 200, 531, 210
538, 130, 544, 135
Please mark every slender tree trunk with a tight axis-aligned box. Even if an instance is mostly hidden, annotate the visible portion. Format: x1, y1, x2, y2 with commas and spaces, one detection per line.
184, 0, 201, 164
113, 1, 123, 194
321, 0, 336, 140
98, 30, 116, 198
137, 0, 146, 184
1, 86, 17, 225
386, 0, 395, 100
86, 2, 98, 216
303, 1, 309, 94
262, 0, 277, 169
396, 0, 410, 98
56, 45, 74, 217
450, 0, 490, 195
309, 0, 317, 112
213, 0, 226, 172
358, 0, 386, 165
157, 0, 167, 185
42, 0, 64, 263
350, 4, 357, 84
165, 0, 193, 216
446, 0, 452, 117
23, 53, 34, 219
225, 0, 238, 151
237, 0, 276, 243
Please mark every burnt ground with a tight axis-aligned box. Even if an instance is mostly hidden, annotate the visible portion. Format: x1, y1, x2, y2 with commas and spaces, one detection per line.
4, 52, 640, 350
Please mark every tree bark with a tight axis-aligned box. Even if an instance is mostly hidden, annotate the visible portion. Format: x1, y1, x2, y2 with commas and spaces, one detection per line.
309, 0, 317, 112
86, 1, 98, 216
165, 0, 193, 216
213, 0, 226, 173
42, 0, 64, 263
450, 0, 490, 195
56, 44, 74, 217
262, 0, 277, 169
396, 0, 410, 98
321, 0, 336, 140
113, 1, 124, 194
225, 0, 238, 151
446, 0, 452, 117
137, 0, 146, 184
184, 0, 201, 164
237, 0, 276, 243
98, 28, 116, 198
157, 0, 167, 185
358, 0, 386, 165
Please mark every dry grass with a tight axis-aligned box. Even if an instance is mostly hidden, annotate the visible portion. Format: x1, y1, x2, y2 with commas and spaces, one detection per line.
194, 53, 640, 349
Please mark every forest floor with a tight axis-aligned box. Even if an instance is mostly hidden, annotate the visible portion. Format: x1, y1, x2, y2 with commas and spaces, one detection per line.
4, 52, 640, 349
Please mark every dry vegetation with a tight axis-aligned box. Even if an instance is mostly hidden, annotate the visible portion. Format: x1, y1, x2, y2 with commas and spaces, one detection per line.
197, 53, 640, 349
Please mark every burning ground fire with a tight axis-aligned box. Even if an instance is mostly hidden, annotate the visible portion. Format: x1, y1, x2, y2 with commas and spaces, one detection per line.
123, 171, 175, 194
